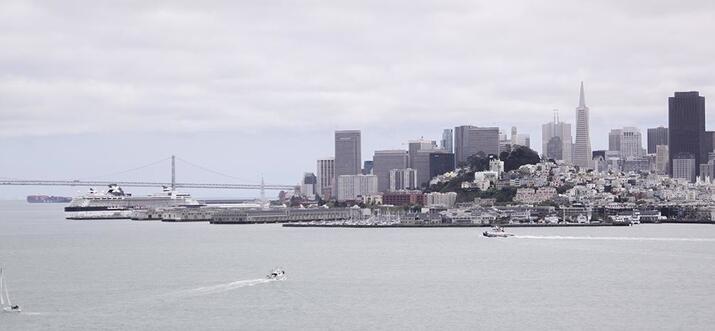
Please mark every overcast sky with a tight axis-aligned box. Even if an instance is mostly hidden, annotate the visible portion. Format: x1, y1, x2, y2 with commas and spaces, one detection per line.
1, 0, 714, 198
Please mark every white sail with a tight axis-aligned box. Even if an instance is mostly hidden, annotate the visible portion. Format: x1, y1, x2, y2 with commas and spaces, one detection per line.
0, 268, 9, 308
1, 268, 14, 308
0, 269, 5, 306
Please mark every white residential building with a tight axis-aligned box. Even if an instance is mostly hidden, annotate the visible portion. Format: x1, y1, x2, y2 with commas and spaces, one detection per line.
425, 192, 457, 208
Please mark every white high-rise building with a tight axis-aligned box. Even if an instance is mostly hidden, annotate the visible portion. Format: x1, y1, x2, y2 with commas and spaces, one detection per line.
316, 158, 335, 199
336, 175, 378, 202
672, 156, 696, 183
655, 145, 669, 174
541, 110, 572, 163
573, 82, 592, 169
619, 127, 644, 159
389, 168, 418, 191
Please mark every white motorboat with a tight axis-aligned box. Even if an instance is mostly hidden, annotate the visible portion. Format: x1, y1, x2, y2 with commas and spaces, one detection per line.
266, 268, 286, 280
482, 226, 514, 238
1, 268, 21, 313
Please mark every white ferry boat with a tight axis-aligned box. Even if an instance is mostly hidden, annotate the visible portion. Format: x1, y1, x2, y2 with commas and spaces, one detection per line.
64, 184, 201, 220
482, 226, 514, 238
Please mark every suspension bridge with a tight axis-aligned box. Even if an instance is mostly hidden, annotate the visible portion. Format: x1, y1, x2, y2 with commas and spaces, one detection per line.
0, 155, 297, 191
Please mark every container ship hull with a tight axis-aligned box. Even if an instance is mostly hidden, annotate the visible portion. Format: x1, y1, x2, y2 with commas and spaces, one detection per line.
27, 195, 72, 203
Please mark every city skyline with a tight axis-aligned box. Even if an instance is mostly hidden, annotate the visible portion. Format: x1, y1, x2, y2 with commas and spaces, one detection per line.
0, 85, 711, 198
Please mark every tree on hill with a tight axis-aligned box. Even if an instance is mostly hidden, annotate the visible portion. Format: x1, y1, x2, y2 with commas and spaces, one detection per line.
502, 145, 541, 171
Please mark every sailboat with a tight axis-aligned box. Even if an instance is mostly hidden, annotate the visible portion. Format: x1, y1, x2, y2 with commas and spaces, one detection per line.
1, 267, 21, 313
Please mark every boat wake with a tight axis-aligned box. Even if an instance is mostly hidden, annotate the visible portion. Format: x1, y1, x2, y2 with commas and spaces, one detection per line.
167, 278, 284, 298
513, 235, 715, 242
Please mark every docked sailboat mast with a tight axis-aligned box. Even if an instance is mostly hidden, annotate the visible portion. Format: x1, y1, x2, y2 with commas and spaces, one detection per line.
171, 155, 176, 190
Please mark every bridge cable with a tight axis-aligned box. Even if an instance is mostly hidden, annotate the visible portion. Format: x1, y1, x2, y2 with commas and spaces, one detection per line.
175, 157, 258, 184
77, 156, 173, 181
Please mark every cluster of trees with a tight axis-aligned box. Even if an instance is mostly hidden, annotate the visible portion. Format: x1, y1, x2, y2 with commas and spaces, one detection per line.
427, 146, 541, 204
460, 146, 541, 172
454, 187, 518, 204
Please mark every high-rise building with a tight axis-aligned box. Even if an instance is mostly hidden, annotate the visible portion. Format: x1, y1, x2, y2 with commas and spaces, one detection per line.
334, 130, 361, 191
454, 126, 499, 165
619, 127, 644, 159
408, 138, 437, 168
429, 152, 456, 183
705, 131, 715, 157
336, 174, 378, 202
647, 127, 668, 154
316, 158, 335, 199
301, 173, 317, 199
668, 91, 706, 176
608, 129, 622, 153
499, 131, 511, 154
372, 150, 408, 192
573, 82, 593, 169
412, 150, 455, 188
655, 145, 669, 174
541, 110, 572, 163
441, 129, 453, 153
672, 154, 696, 183
389, 168, 418, 191
546, 136, 563, 160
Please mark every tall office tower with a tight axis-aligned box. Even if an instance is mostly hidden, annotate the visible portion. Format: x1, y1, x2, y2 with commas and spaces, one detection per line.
389, 168, 418, 191
455, 126, 500, 165
573, 82, 593, 169
412, 150, 455, 188
619, 127, 644, 159
372, 150, 408, 193
510, 127, 518, 146
647, 127, 669, 154
316, 158, 335, 199
454, 125, 474, 165
336, 175, 378, 202
541, 110, 573, 163
301, 173, 317, 199
668, 91, 706, 176
546, 136, 563, 160
655, 145, 669, 174
441, 129, 454, 153
608, 129, 622, 153
334, 130, 361, 191
408, 138, 437, 168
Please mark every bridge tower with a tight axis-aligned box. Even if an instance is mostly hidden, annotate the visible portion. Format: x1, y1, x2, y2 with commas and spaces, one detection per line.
171, 155, 176, 190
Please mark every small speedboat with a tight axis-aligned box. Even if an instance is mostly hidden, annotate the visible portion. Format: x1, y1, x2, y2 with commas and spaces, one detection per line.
266, 268, 286, 280
482, 226, 514, 238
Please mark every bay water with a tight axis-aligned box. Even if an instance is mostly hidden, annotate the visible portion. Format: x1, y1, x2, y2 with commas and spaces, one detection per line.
1, 201, 714, 330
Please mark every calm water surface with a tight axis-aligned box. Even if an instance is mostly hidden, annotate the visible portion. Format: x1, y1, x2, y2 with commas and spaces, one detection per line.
1, 201, 714, 330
